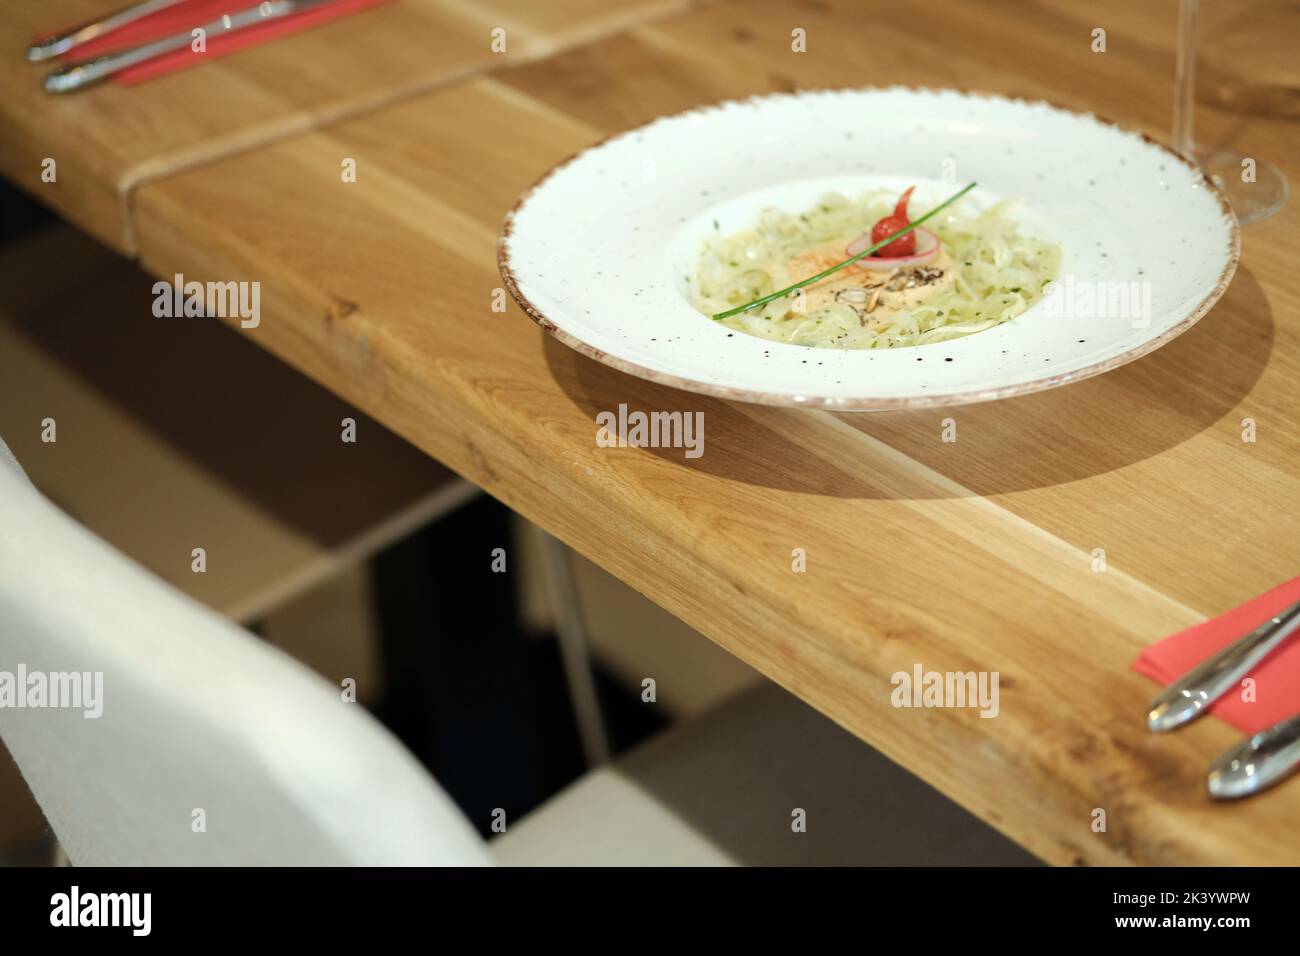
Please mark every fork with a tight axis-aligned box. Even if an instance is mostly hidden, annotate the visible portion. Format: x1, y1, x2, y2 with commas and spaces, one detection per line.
42, 0, 336, 94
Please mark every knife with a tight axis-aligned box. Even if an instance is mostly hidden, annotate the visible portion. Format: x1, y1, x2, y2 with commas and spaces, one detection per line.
1146, 598, 1300, 733
27, 0, 187, 62
1207, 711, 1300, 799
43, 0, 334, 94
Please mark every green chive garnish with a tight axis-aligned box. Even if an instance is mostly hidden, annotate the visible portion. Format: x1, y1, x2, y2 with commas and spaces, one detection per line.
711, 181, 977, 321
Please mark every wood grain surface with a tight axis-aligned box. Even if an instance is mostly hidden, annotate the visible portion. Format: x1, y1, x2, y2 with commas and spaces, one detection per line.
4, 0, 1299, 864
0, 0, 702, 251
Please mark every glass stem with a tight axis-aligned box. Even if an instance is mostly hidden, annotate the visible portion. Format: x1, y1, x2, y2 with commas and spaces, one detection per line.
1172, 0, 1198, 159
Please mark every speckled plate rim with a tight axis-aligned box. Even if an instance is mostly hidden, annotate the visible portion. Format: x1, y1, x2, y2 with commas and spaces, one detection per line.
498, 86, 1240, 411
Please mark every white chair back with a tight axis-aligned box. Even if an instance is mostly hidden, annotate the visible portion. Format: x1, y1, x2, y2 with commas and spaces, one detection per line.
0, 438, 490, 865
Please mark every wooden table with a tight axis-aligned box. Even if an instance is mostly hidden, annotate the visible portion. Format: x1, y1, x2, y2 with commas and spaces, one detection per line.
0, 0, 696, 251
3, 0, 1299, 865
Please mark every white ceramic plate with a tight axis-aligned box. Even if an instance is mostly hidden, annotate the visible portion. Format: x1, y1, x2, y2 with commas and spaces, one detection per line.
499, 88, 1238, 410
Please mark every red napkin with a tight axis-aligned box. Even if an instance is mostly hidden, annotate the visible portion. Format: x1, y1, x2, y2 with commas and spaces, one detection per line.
1134, 575, 1300, 734
42, 0, 393, 85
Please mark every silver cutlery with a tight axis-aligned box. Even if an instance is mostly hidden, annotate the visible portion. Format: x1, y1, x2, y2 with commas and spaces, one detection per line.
26, 0, 186, 62
1207, 712, 1300, 800
42, 0, 333, 94
1146, 599, 1300, 733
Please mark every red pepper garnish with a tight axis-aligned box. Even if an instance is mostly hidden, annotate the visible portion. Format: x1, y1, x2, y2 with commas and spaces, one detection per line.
868, 186, 917, 258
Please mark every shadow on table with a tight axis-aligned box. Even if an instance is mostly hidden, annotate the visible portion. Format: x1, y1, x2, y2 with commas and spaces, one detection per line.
542, 266, 1273, 500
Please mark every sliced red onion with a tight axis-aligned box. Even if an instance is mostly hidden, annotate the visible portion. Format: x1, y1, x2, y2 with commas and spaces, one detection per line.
846, 227, 941, 272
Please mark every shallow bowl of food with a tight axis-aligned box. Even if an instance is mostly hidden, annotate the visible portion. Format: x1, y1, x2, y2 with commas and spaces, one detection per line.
499, 87, 1238, 410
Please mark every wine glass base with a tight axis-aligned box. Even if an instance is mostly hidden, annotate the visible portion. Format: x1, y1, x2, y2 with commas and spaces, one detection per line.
1194, 147, 1289, 227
